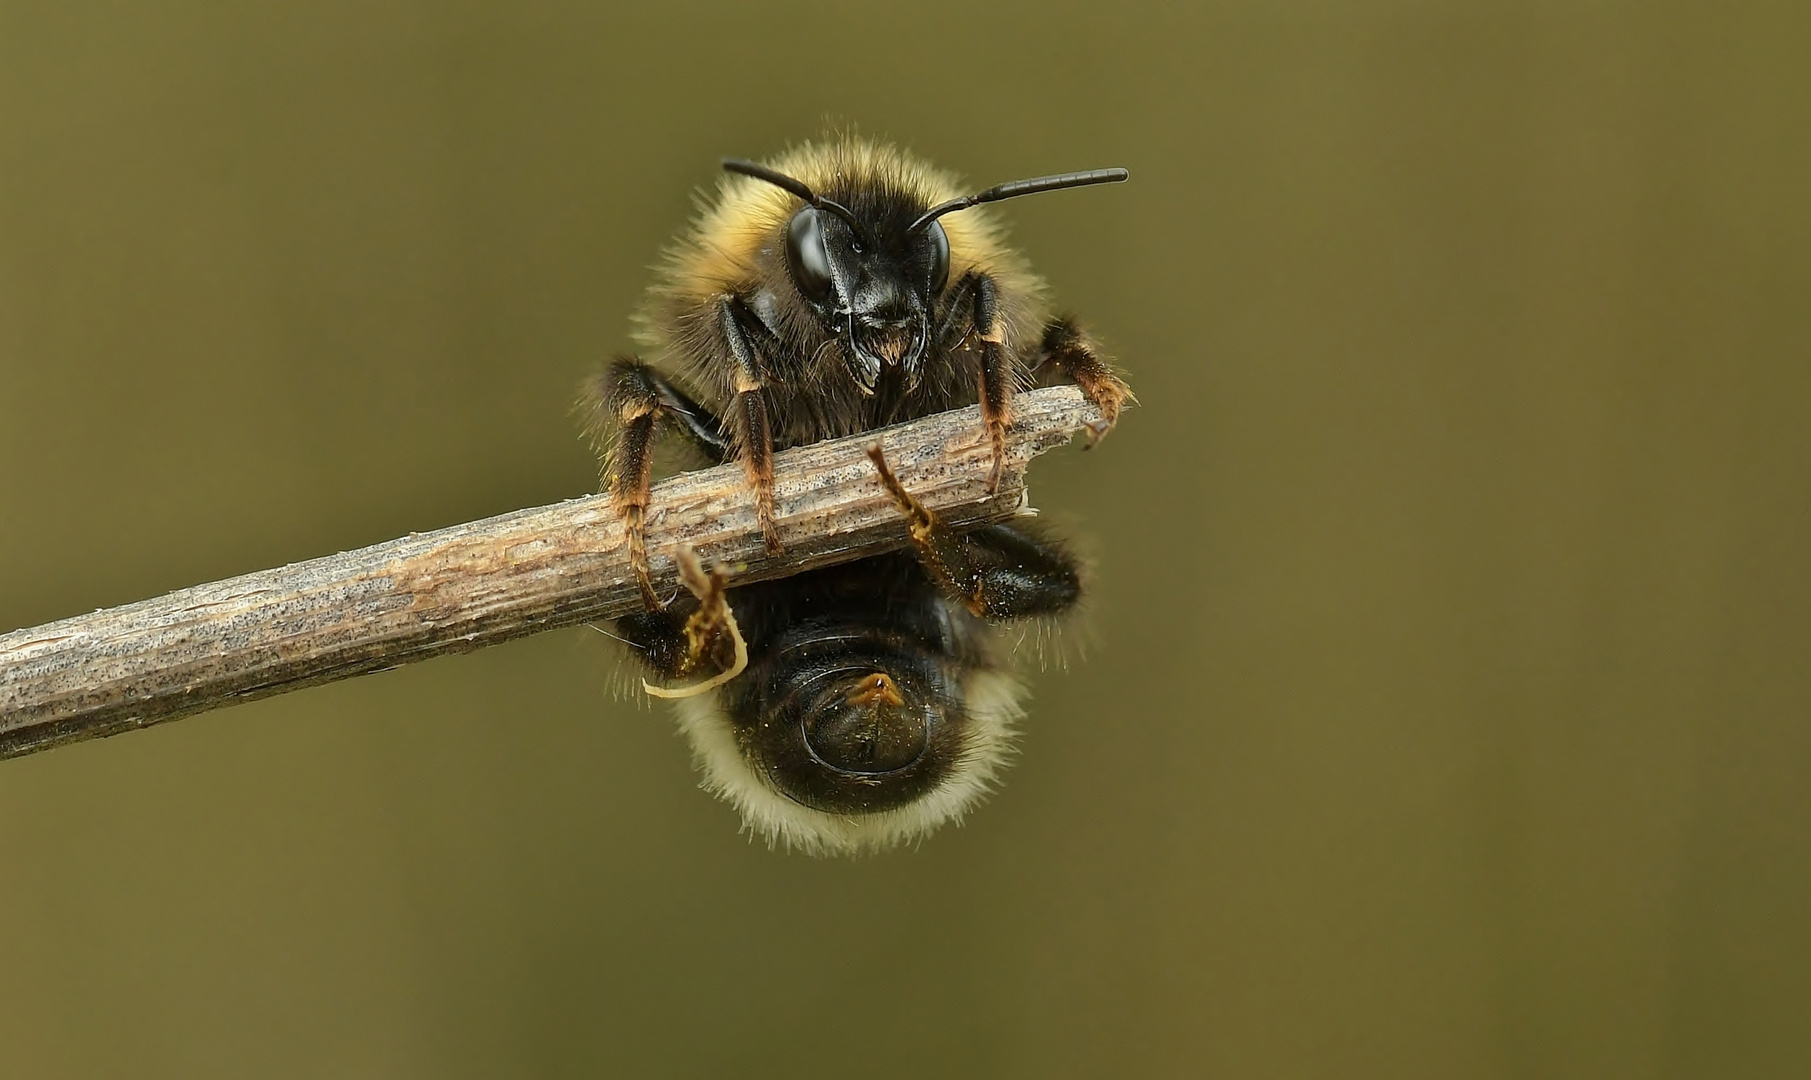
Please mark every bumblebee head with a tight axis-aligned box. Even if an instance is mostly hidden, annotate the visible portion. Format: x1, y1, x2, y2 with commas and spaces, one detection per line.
723, 158, 1126, 395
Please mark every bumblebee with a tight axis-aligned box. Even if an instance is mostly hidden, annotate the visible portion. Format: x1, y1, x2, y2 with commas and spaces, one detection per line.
583, 137, 1131, 854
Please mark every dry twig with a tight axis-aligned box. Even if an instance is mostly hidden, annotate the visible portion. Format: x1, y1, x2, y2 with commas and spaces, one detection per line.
0, 387, 1104, 760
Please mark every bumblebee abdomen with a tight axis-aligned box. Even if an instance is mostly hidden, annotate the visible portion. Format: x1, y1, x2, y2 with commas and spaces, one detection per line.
655, 558, 1026, 854
724, 628, 965, 815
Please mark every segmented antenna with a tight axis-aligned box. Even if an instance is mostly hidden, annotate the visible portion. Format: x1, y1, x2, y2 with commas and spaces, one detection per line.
722, 158, 873, 244
908, 168, 1130, 232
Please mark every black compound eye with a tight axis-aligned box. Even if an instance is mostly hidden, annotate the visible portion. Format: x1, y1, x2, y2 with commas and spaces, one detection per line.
925, 219, 950, 293
785, 206, 835, 303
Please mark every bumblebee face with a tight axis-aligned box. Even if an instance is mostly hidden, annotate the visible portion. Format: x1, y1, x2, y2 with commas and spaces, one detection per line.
783, 206, 951, 394
720, 151, 1122, 405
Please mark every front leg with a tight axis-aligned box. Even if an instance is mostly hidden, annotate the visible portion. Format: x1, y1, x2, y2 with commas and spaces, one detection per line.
718, 296, 783, 554
937, 271, 1014, 493
1034, 316, 1135, 446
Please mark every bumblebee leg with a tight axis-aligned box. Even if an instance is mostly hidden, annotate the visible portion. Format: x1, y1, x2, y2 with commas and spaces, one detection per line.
971, 275, 1013, 493
1035, 317, 1135, 446
581, 359, 731, 611
614, 547, 746, 690
933, 270, 979, 349
865, 446, 1080, 620
934, 271, 1013, 494
719, 297, 783, 555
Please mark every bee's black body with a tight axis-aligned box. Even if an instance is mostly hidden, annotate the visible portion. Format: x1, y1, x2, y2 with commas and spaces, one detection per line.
584, 137, 1128, 854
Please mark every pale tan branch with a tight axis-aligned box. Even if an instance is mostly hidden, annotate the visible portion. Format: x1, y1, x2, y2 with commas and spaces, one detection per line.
0, 387, 1102, 760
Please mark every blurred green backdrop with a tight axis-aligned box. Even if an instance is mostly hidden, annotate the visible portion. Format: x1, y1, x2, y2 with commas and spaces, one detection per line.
2, 2, 1808, 1077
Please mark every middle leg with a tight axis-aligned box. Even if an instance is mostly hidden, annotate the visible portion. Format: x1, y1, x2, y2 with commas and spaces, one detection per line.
582, 358, 730, 610
1033, 316, 1135, 446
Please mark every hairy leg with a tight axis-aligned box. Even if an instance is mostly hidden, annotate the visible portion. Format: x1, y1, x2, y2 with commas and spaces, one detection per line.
1035, 316, 1134, 446
936, 271, 1014, 493
614, 546, 745, 689
581, 359, 729, 610
866, 446, 1081, 620
719, 296, 784, 555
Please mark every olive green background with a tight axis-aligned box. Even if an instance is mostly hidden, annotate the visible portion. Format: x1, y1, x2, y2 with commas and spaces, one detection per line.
2, 2, 1807, 1077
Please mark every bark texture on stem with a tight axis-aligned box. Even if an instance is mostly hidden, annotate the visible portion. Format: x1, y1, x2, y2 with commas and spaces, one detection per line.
0, 387, 1102, 760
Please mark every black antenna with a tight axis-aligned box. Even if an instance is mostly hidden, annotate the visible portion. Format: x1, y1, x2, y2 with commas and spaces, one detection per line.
909, 167, 1129, 232
722, 158, 872, 244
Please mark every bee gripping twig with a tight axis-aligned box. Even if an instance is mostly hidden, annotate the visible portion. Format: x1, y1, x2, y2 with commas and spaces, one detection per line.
0, 386, 1107, 761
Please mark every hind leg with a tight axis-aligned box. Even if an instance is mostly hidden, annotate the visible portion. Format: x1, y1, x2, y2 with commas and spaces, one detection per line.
613, 547, 745, 690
